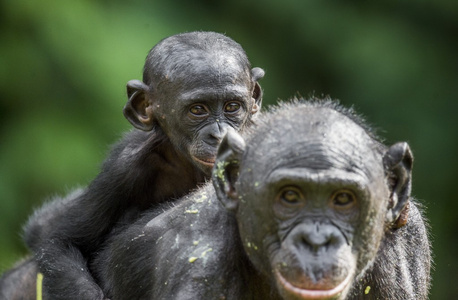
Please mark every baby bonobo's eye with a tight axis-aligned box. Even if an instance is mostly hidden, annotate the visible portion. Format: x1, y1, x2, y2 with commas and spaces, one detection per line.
224, 102, 241, 113
189, 105, 208, 116
331, 190, 357, 210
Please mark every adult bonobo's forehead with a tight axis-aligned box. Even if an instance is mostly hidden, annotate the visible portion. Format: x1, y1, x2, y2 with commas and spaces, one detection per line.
242, 100, 386, 182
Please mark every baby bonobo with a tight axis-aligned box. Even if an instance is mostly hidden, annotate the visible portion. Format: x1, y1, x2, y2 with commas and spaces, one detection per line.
5, 31, 264, 300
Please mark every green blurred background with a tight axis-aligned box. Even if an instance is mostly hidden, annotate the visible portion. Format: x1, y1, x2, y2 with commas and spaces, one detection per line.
1, 0, 457, 298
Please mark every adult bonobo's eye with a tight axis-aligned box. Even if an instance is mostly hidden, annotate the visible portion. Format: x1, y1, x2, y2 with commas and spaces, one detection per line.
189, 105, 208, 116
279, 187, 303, 205
331, 190, 357, 209
224, 102, 241, 113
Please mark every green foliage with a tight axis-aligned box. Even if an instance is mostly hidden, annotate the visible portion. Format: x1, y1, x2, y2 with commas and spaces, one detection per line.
1, 0, 457, 298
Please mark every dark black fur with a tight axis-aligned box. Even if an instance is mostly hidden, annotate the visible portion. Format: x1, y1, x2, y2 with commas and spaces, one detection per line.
92, 100, 431, 299
0, 31, 264, 300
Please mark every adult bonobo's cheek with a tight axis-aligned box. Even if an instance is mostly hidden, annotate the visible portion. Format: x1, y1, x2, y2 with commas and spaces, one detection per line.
234, 196, 276, 274
272, 221, 357, 300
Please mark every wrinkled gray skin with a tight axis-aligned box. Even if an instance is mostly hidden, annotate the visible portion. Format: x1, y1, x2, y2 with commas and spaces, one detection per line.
0, 31, 264, 300
93, 100, 431, 300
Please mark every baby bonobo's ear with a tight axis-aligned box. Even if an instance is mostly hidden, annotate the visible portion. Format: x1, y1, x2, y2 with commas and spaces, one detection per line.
250, 67, 265, 117
212, 128, 246, 212
383, 142, 413, 229
123, 80, 154, 131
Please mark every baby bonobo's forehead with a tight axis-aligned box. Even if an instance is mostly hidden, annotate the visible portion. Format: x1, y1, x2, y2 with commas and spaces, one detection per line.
175, 51, 250, 83
169, 54, 252, 101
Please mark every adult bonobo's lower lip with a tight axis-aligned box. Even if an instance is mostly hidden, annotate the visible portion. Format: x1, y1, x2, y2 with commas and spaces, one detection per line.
275, 270, 351, 300
191, 155, 216, 167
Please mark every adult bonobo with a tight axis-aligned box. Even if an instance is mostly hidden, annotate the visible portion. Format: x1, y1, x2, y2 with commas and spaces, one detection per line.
0, 31, 264, 300
95, 100, 431, 299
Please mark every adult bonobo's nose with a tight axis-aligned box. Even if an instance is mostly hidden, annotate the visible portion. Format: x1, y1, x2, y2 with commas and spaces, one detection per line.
292, 222, 345, 254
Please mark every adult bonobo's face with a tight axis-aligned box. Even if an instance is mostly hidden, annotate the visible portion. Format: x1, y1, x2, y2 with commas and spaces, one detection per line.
213, 102, 413, 299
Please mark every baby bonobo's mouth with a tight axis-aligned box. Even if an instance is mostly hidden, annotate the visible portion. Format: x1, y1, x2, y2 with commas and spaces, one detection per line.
192, 155, 216, 167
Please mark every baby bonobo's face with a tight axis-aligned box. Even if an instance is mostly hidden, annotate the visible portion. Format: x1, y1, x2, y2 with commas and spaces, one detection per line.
155, 56, 258, 175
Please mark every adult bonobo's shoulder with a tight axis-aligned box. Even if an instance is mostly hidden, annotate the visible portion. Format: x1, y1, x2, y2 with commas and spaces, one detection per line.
95, 184, 237, 299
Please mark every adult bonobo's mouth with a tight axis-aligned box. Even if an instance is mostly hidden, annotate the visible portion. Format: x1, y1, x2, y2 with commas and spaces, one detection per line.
191, 155, 216, 168
275, 270, 352, 300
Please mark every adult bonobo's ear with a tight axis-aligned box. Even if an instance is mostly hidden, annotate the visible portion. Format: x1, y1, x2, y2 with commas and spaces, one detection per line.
383, 142, 413, 228
212, 128, 246, 212
250, 67, 265, 117
123, 80, 154, 131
